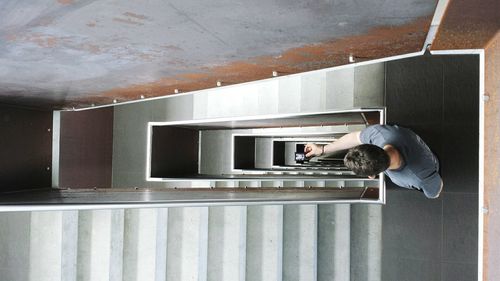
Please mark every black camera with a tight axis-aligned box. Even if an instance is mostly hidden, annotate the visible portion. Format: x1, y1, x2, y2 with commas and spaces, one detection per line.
295, 144, 307, 164
295, 152, 306, 163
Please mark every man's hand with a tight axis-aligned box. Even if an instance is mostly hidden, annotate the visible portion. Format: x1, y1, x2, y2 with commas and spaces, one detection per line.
304, 143, 323, 158
304, 132, 362, 158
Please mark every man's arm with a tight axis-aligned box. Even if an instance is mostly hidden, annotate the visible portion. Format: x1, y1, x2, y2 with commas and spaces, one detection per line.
304, 131, 362, 157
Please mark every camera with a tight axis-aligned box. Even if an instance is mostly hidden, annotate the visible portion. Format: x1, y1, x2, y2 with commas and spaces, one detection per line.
295, 143, 307, 164
295, 152, 306, 163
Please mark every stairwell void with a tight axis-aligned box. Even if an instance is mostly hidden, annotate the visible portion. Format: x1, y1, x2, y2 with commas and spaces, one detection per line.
0, 54, 480, 217
0, 52, 482, 281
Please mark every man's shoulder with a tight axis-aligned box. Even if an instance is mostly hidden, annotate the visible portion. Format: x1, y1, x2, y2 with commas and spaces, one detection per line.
362, 124, 402, 134
360, 124, 401, 144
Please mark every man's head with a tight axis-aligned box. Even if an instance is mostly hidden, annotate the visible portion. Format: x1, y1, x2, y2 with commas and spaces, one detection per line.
344, 144, 390, 177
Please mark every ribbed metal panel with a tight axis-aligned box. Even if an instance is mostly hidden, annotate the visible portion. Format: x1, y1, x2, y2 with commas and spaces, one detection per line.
318, 204, 351, 281
246, 205, 284, 281
166, 207, 209, 281
208, 206, 247, 281
350, 204, 382, 281
283, 204, 318, 281
30, 212, 64, 281
77, 210, 124, 281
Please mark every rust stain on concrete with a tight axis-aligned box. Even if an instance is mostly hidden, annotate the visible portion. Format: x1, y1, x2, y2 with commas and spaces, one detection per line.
163, 45, 183, 51
113, 17, 144, 26
66, 16, 431, 107
80, 43, 102, 54
86, 21, 97, 27
432, 0, 500, 50
113, 12, 148, 26
138, 53, 155, 61
15, 33, 60, 48
45, 37, 57, 48
123, 12, 148, 20
178, 72, 211, 81
57, 0, 73, 4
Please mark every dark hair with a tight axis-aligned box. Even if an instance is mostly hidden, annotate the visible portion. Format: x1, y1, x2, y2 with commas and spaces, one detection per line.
344, 144, 390, 176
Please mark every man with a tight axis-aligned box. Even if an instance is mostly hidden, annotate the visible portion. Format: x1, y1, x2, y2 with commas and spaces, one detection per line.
305, 124, 443, 199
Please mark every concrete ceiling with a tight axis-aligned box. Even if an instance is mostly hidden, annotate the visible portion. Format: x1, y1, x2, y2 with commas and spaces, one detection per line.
0, 0, 437, 109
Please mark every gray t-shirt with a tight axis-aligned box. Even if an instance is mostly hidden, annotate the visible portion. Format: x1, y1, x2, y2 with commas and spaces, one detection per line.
359, 125, 442, 198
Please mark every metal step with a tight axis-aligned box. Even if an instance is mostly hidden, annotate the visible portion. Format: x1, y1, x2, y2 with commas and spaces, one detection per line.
166, 207, 209, 281
283, 204, 318, 281
0, 212, 32, 281
318, 204, 351, 281
123, 208, 168, 281
350, 204, 382, 281
0, 202, 383, 281
77, 209, 125, 281
207, 206, 247, 281
30, 211, 78, 281
246, 205, 284, 281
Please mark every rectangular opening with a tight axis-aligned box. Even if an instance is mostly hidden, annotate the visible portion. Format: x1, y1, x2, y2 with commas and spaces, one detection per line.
150, 126, 199, 177
235, 137, 350, 172
234, 136, 255, 169
148, 109, 384, 181
273, 141, 286, 166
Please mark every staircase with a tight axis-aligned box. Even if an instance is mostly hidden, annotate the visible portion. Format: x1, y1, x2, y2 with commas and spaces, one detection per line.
0, 62, 386, 281
0, 203, 382, 281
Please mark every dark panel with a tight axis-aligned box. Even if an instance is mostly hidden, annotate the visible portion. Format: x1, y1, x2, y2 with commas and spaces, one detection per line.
440, 55, 480, 193
404, 123, 444, 163
382, 257, 441, 281
385, 54, 480, 193
150, 126, 199, 177
381, 189, 443, 279
382, 189, 443, 258
442, 55, 480, 124
442, 193, 478, 263
442, 262, 477, 281
385, 55, 445, 158
233, 136, 256, 170
273, 141, 285, 166
0, 105, 51, 191
440, 123, 479, 193
385, 55, 444, 126
384, 54, 480, 280
59, 108, 113, 188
